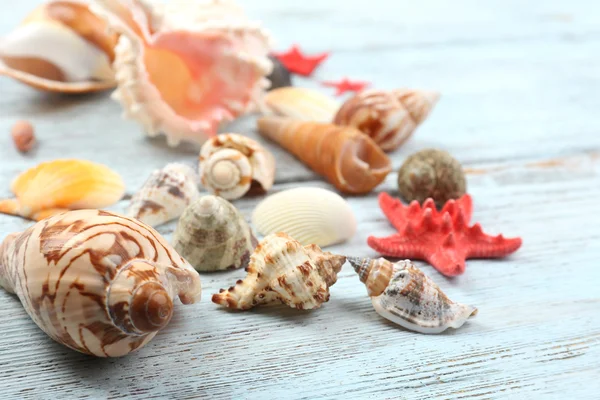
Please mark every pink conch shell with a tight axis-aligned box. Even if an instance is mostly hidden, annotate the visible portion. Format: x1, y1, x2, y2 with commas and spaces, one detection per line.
91, 0, 272, 146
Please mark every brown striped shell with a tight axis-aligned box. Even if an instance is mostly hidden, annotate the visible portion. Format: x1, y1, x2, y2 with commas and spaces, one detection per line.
348, 257, 477, 334
212, 232, 346, 310
333, 89, 440, 152
199, 134, 275, 200
0, 210, 202, 357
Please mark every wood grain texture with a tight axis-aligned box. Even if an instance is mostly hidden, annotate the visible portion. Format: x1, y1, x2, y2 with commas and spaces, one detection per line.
1, 0, 600, 399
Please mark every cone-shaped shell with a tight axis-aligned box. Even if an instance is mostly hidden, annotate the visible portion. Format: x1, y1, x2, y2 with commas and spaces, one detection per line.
92, 0, 272, 146
333, 89, 439, 152
127, 163, 200, 227
252, 187, 356, 247
199, 134, 275, 200
348, 257, 477, 334
173, 195, 257, 272
0, 0, 117, 93
212, 232, 346, 310
0, 210, 202, 357
0, 159, 125, 221
264, 87, 339, 122
257, 117, 391, 194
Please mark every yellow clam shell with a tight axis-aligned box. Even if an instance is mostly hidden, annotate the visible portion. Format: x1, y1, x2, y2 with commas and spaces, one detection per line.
0, 159, 125, 221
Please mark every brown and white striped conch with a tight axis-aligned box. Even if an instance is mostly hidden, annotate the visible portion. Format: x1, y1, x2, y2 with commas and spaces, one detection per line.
212, 232, 346, 310
127, 163, 200, 227
0, 0, 118, 93
333, 89, 440, 152
199, 134, 275, 200
257, 117, 391, 194
348, 257, 476, 334
0, 210, 202, 357
91, 0, 272, 146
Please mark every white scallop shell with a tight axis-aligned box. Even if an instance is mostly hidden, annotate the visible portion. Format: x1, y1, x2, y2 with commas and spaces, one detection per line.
251, 187, 357, 247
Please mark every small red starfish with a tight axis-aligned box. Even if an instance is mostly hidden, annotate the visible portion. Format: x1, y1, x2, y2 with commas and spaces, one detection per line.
321, 78, 370, 96
367, 193, 522, 277
272, 46, 329, 77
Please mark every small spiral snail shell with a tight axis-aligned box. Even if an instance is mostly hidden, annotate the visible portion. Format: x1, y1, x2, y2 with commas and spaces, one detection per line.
0, 210, 202, 357
199, 134, 275, 200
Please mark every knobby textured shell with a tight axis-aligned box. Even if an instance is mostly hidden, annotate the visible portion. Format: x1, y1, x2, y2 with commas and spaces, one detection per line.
92, 0, 272, 146
257, 117, 391, 194
348, 257, 477, 334
334, 89, 440, 152
127, 163, 200, 227
212, 232, 346, 310
0, 210, 202, 357
199, 133, 275, 200
0, 159, 125, 221
173, 195, 257, 272
252, 187, 357, 247
0, 0, 117, 93
264, 87, 339, 122
398, 148, 466, 207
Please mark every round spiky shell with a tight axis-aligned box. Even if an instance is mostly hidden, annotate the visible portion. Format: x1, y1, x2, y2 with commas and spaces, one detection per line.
398, 149, 466, 207
172, 195, 257, 271
212, 232, 346, 310
252, 187, 357, 247
199, 134, 275, 200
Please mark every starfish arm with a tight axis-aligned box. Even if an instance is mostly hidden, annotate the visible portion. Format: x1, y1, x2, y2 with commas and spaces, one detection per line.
367, 234, 428, 260
464, 224, 522, 258
427, 247, 468, 277
378, 192, 411, 232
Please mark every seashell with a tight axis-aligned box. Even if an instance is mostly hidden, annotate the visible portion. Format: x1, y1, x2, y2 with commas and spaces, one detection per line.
127, 163, 200, 227
0, 159, 125, 221
257, 117, 392, 194
11, 120, 36, 153
0, 210, 202, 357
398, 148, 466, 207
333, 89, 440, 152
212, 232, 346, 310
348, 257, 477, 334
199, 133, 275, 200
173, 195, 257, 272
0, 0, 118, 93
91, 0, 272, 146
264, 87, 339, 122
252, 187, 357, 247
267, 54, 292, 90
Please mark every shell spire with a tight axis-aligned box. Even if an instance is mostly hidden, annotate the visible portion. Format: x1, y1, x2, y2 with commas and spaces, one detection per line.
348, 257, 477, 334
257, 117, 391, 194
212, 232, 346, 310
92, 0, 273, 146
0, 210, 201, 357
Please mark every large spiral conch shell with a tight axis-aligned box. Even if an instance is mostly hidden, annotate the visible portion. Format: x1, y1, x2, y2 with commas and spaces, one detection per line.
91, 0, 272, 146
333, 89, 440, 152
0, 0, 118, 93
212, 232, 346, 310
199, 134, 275, 200
127, 163, 200, 227
0, 210, 202, 357
0, 159, 125, 221
257, 117, 391, 194
348, 257, 477, 334
173, 195, 257, 272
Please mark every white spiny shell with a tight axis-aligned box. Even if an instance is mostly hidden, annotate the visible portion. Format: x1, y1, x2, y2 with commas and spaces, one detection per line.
348, 257, 477, 334
212, 232, 346, 310
126, 163, 200, 227
0, 0, 117, 93
199, 133, 275, 200
0, 210, 202, 357
252, 187, 357, 247
264, 87, 340, 122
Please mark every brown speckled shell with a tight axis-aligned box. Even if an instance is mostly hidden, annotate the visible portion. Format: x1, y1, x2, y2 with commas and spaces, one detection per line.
397, 149, 466, 207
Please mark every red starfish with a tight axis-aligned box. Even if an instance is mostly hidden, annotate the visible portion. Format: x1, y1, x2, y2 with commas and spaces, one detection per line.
367, 193, 522, 277
272, 46, 329, 77
321, 78, 370, 96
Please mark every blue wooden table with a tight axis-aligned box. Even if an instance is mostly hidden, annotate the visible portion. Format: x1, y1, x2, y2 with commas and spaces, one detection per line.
1, 1, 599, 398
